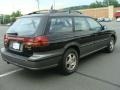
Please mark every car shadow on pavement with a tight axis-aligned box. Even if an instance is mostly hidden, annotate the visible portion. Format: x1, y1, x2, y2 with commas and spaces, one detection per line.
14, 67, 67, 80
78, 50, 104, 66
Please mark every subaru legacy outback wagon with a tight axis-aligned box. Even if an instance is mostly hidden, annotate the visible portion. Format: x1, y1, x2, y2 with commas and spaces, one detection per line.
1, 10, 117, 75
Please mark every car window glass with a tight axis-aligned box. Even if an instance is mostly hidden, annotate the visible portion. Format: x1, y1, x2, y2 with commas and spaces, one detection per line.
7, 17, 41, 36
74, 17, 89, 31
87, 18, 102, 31
49, 17, 72, 33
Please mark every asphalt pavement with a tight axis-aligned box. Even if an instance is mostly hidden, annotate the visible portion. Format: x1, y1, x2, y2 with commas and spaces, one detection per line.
0, 21, 120, 90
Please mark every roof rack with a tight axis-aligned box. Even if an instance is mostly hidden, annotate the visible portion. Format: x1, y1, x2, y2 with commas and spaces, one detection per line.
53, 10, 82, 14
27, 9, 82, 15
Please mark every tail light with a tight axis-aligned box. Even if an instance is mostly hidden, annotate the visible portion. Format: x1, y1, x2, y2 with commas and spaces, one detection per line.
4, 34, 48, 48
4, 34, 8, 45
24, 36, 49, 47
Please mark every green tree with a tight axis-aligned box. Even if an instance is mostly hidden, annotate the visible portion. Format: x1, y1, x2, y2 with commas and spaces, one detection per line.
103, 0, 120, 7
4, 15, 11, 24
89, 0, 120, 8
0, 11, 22, 24
90, 1, 104, 8
11, 10, 22, 17
11, 10, 22, 22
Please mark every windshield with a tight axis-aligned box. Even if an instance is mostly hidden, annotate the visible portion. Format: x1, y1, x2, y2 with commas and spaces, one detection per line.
7, 17, 41, 36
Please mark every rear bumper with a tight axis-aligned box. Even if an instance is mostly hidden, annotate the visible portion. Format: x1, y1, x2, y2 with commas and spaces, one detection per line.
0, 48, 63, 70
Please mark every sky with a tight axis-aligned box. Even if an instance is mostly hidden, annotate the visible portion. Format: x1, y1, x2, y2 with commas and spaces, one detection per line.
0, 0, 103, 14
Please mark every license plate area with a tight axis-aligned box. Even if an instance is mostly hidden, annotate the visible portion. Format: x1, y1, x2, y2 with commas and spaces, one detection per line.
9, 41, 23, 52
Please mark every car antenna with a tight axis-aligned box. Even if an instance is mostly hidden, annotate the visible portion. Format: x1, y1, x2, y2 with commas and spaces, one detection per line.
51, 5, 54, 10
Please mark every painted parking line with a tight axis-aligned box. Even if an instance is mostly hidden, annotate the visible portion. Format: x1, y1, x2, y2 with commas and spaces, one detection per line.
0, 69, 22, 78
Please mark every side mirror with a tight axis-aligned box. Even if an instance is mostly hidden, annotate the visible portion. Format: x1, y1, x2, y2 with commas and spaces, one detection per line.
102, 25, 107, 30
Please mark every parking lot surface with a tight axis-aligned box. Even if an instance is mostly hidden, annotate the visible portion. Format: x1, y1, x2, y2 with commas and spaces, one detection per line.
0, 21, 120, 90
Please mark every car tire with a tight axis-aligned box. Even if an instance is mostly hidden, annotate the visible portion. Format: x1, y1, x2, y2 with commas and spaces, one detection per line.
105, 37, 115, 53
58, 48, 79, 75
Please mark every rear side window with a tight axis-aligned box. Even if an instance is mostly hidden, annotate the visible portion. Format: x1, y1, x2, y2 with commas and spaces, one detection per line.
49, 17, 72, 33
86, 18, 102, 31
74, 17, 89, 31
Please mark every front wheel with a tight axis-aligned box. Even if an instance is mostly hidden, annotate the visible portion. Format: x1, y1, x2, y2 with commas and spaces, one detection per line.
105, 37, 115, 53
58, 48, 79, 75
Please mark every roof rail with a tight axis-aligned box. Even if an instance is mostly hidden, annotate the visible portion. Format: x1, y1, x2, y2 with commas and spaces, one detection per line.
27, 9, 82, 15
27, 10, 50, 15
52, 10, 82, 14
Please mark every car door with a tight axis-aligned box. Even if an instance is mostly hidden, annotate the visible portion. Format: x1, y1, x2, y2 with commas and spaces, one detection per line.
86, 17, 110, 50
45, 16, 75, 51
73, 17, 95, 57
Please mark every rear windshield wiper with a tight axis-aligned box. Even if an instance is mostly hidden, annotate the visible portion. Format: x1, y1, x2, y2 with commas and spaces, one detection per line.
7, 33, 18, 36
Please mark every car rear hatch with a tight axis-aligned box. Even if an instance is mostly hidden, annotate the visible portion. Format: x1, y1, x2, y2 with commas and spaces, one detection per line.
4, 16, 47, 57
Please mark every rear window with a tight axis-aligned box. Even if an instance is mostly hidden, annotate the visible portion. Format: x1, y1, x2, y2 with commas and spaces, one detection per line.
7, 17, 41, 36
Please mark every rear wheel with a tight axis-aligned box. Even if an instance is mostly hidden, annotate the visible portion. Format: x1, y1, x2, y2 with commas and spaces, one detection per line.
105, 37, 115, 53
59, 48, 79, 75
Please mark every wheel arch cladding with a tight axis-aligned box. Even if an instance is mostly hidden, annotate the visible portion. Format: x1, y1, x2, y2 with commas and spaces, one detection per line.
111, 34, 116, 43
64, 45, 80, 58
